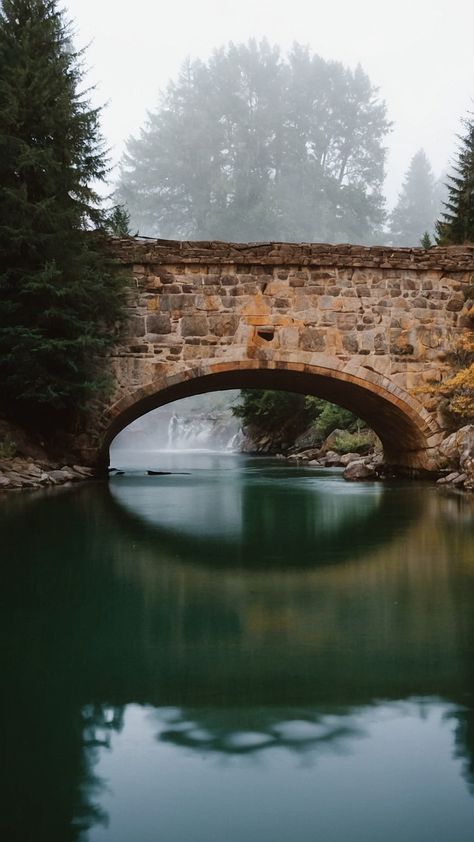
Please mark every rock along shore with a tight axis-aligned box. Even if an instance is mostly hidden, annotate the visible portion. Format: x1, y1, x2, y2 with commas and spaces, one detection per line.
278, 424, 474, 491
0, 457, 94, 492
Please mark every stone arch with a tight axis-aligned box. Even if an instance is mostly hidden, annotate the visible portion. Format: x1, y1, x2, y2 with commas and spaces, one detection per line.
99, 352, 442, 470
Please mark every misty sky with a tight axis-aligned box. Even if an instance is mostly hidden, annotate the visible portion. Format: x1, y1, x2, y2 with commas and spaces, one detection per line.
66, 0, 474, 209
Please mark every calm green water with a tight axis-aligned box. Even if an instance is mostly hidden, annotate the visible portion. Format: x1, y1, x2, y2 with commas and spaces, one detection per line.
1, 453, 474, 841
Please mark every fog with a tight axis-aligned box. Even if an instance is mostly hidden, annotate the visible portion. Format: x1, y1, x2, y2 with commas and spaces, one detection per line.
65, 0, 473, 213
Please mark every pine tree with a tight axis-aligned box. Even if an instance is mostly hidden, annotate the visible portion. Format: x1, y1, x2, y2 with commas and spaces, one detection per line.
420, 231, 432, 248
106, 204, 132, 236
0, 0, 127, 429
436, 114, 474, 244
389, 149, 436, 246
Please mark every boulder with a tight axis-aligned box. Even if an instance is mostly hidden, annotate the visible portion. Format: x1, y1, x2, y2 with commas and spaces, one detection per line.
440, 425, 474, 464
59, 466, 80, 480
343, 460, 377, 481
74, 466, 93, 476
320, 429, 346, 453
322, 450, 341, 466
439, 425, 474, 489
339, 452, 361, 467
48, 469, 74, 484
440, 431, 459, 464
288, 452, 309, 462
25, 463, 43, 478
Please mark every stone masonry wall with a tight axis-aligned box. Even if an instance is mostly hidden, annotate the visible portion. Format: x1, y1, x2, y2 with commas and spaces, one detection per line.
87, 239, 474, 469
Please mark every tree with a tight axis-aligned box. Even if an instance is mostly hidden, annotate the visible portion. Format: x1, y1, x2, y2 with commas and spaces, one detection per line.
233, 390, 307, 431
105, 203, 132, 236
389, 149, 436, 246
233, 390, 359, 442
118, 41, 390, 244
436, 113, 474, 244
0, 0, 127, 429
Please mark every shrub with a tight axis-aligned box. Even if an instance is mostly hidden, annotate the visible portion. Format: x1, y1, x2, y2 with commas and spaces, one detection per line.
0, 435, 17, 459
331, 430, 376, 455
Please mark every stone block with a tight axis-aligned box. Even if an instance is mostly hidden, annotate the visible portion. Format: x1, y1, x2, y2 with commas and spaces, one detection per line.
146, 314, 171, 334
300, 328, 326, 352
447, 295, 464, 311
280, 327, 300, 350
374, 332, 387, 353
181, 315, 209, 336
127, 315, 146, 337
336, 313, 357, 330
342, 333, 359, 353
195, 295, 222, 311
207, 315, 240, 337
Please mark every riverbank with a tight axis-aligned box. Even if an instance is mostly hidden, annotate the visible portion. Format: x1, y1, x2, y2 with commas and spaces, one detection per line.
273, 423, 474, 490
1, 417, 473, 493
0, 456, 94, 491
0, 417, 94, 491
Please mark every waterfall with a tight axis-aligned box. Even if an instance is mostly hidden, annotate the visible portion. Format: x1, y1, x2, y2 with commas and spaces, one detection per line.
111, 390, 243, 453
166, 412, 242, 452
227, 429, 245, 451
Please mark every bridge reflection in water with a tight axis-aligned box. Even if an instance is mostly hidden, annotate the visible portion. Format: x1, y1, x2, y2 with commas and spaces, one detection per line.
1, 460, 474, 840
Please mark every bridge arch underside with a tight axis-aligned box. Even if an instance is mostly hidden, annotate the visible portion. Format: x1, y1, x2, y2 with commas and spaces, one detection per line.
102, 358, 442, 472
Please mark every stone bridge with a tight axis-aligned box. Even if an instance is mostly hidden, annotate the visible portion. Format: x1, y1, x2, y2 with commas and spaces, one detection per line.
84, 239, 474, 471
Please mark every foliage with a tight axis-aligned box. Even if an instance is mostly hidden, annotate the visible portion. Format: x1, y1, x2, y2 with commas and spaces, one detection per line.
233, 390, 359, 443
389, 150, 437, 246
424, 332, 474, 425
233, 390, 307, 431
421, 231, 433, 248
437, 363, 474, 423
118, 41, 390, 244
0, 434, 17, 458
105, 203, 132, 236
305, 396, 358, 440
331, 429, 376, 455
0, 0, 128, 428
436, 113, 474, 244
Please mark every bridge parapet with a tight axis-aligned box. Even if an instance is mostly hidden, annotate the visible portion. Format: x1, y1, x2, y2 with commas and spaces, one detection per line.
110, 238, 474, 272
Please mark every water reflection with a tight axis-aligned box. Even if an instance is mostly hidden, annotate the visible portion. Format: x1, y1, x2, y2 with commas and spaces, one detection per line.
0, 460, 473, 841
157, 705, 365, 756
108, 456, 415, 567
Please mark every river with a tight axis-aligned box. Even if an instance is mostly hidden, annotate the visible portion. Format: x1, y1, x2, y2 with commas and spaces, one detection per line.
1, 453, 474, 841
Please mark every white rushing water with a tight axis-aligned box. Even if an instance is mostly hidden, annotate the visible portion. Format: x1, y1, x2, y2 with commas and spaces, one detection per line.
166, 413, 244, 452
112, 390, 243, 454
